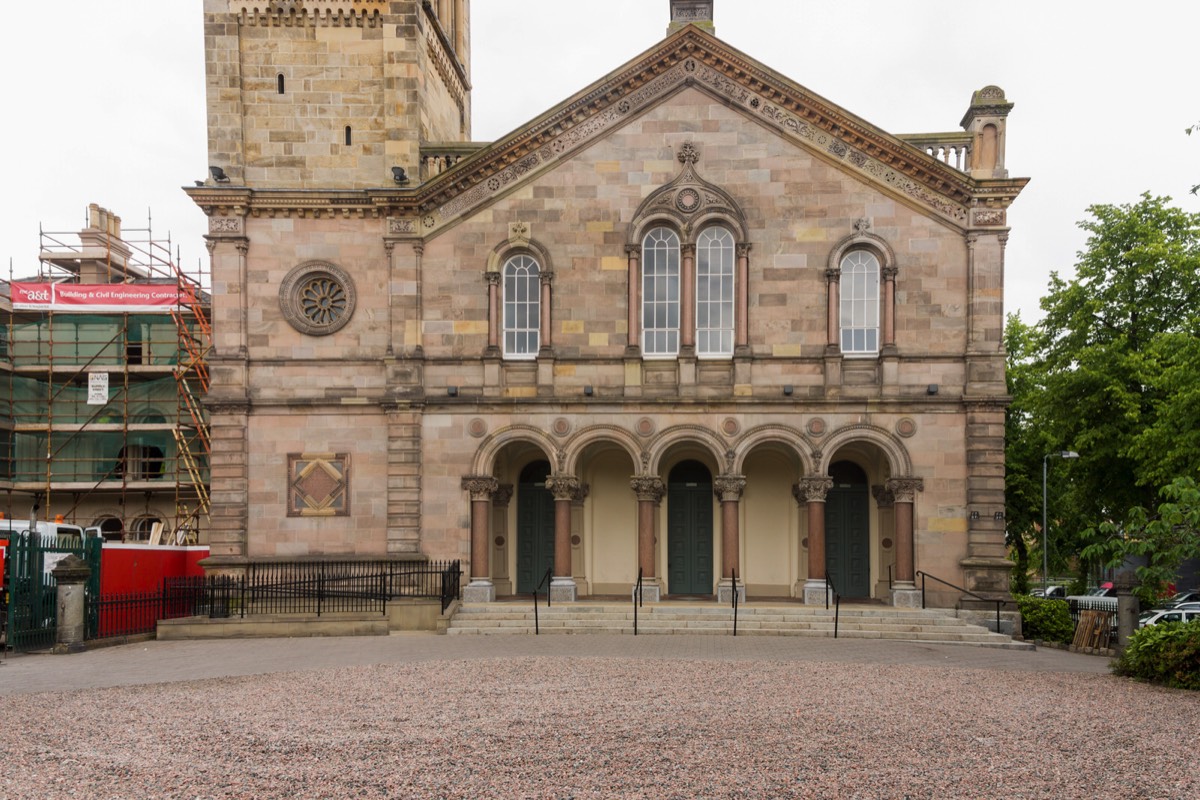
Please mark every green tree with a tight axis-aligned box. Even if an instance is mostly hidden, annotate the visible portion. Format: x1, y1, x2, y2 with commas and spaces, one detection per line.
1038, 194, 1200, 523
1083, 478, 1200, 604
1008, 194, 1200, 588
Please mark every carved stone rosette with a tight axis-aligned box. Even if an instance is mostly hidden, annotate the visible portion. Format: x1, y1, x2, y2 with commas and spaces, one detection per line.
714, 475, 746, 502
885, 477, 925, 504
544, 476, 583, 502
793, 477, 834, 504
461, 475, 499, 501
629, 476, 666, 503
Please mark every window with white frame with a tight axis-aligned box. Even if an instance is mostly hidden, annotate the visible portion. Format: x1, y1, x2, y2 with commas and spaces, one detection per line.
839, 250, 880, 354
696, 226, 735, 357
503, 254, 540, 358
642, 227, 680, 356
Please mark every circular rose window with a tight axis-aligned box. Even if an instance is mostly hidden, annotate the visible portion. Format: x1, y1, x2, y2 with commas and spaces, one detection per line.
279, 261, 356, 336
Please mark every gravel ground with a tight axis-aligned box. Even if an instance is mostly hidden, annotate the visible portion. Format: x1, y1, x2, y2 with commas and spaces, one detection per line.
0, 655, 1195, 799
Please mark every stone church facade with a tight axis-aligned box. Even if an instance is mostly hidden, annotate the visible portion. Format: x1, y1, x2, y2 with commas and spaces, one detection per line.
187, 0, 1026, 607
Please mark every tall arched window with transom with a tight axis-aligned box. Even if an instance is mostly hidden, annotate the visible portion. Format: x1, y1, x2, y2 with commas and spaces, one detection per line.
642, 227, 680, 356
840, 250, 880, 355
503, 254, 540, 358
696, 226, 735, 357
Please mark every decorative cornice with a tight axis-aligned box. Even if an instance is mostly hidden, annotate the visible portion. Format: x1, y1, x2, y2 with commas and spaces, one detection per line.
185, 28, 1027, 231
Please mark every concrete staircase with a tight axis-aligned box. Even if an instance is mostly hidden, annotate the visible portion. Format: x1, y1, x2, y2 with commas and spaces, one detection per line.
446, 602, 1030, 648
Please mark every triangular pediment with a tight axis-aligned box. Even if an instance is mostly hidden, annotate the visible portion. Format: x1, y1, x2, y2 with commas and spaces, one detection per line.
411, 25, 1027, 232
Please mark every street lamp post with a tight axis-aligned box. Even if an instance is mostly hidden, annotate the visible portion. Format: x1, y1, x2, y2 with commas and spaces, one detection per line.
1042, 450, 1080, 594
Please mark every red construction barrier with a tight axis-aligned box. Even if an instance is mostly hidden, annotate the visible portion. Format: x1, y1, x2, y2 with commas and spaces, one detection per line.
98, 544, 209, 594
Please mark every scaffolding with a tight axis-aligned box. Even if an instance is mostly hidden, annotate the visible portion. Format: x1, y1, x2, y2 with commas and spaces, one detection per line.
0, 204, 210, 544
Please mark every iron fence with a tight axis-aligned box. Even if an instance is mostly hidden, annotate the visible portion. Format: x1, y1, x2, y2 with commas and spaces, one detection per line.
83, 560, 463, 641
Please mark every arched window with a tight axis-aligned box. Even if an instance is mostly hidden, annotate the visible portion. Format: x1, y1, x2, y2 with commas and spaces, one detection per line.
840, 250, 880, 355
503, 254, 540, 358
695, 226, 735, 357
642, 227, 680, 356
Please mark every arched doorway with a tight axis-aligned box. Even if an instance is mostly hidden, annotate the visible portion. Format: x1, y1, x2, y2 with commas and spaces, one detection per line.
515, 460, 555, 593
667, 460, 714, 595
826, 461, 870, 597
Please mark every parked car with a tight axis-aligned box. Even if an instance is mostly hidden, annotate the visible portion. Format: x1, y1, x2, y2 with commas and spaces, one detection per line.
1029, 585, 1066, 599
1164, 590, 1200, 607
1139, 608, 1200, 628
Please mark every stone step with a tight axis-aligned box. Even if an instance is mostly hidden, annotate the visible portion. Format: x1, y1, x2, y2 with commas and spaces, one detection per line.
445, 602, 1027, 648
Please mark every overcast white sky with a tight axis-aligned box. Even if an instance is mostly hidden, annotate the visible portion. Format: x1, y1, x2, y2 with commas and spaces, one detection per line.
2, 1, 1197, 323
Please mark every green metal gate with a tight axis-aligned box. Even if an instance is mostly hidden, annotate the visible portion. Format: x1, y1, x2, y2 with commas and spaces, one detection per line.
4, 533, 101, 652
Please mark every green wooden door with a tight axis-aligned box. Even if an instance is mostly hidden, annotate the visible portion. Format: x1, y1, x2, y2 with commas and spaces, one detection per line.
667, 461, 714, 595
826, 461, 870, 597
515, 461, 555, 594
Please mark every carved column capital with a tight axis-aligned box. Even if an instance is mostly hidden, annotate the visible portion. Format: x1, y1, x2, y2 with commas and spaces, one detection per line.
485, 271, 501, 286
881, 265, 898, 281
544, 475, 582, 502
735, 243, 752, 258
714, 474, 746, 502
824, 267, 841, 283
629, 475, 666, 503
461, 475, 499, 501
871, 485, 895, 509
625, 244, 640, 258
793, 476, 833, 505
492, 483, 514, 508
885, 477, 925, 504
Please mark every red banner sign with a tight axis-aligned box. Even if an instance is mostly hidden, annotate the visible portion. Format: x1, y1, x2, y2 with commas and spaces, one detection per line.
10, 283, 185, 313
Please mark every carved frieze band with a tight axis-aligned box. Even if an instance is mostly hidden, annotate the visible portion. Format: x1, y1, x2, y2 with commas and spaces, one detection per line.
436, 54, 970, 229
209, 216, 244, 236
230, 1, 385, 26
387, 218, 417, 236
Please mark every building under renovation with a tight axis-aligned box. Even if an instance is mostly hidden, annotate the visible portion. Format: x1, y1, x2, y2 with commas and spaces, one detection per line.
0, 205, 210, 544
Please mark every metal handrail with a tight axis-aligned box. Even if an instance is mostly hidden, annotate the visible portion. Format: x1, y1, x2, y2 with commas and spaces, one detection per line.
633, 567, 643, 636
825, 574, 841, 639
915, 570, 1006, 633
531, 566, 552, 635
731, 568, 739, 637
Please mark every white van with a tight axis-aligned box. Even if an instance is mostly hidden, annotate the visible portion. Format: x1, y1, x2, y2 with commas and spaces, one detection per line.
0, 518, 101, 546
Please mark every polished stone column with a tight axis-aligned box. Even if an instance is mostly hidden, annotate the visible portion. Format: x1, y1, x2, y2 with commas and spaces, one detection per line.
881, 265, 897, 349
490, 483, 514, 596
538, 270, 554, 356
887, 476, 924, 608
795, 476, 833, 604
485, 271, 500, 357
625, 245, 640, 355
680, 243, 696, 356
825, 267, 841, 350
715, 474, 746, 604
629, 475, 665, 602
461, 475, 499, 602
735, 244, 751, 355
544, 475, 583, 602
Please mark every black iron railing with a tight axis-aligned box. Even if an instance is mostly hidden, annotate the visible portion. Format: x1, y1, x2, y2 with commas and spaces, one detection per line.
915, 570, 1006, 632
826, 574, 841, 639
633, 567, 643, 636
531, 566, 552, 635
82, 560, 463, 641
731, 568, 739, 637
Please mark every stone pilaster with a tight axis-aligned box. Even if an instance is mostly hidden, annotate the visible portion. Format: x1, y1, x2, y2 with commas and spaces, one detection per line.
201, 399, 250, 568
385, 406, 422, 555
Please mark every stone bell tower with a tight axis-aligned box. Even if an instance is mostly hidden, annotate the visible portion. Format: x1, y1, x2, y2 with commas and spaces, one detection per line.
202, 0, 471, 190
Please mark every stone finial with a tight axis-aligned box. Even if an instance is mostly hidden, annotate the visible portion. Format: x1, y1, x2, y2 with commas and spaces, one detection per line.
960, 86, 1014, 180
668, 0, 715, 35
